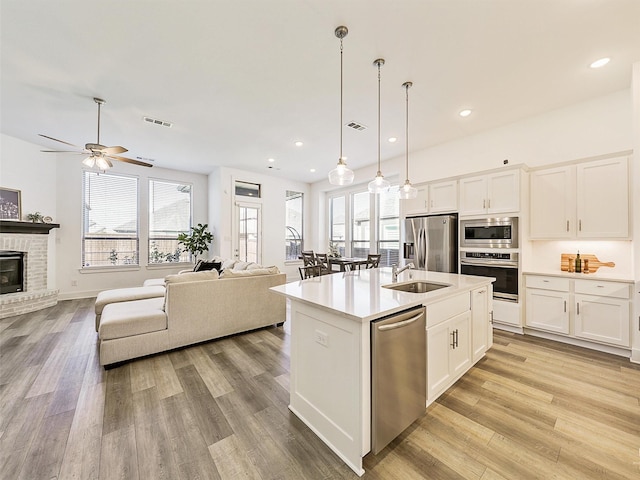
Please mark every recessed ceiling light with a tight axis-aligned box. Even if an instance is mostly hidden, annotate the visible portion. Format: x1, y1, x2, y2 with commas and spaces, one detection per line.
310, 168, 316, 173
267, 158, 275, 163
459, 109, 472, 117
590, 57, 610, 69
388, 137, 397, 143
295, 141, 304, 147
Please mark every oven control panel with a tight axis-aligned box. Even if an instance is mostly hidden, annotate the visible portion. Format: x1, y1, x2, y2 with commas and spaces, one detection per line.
464, 251, 517, 261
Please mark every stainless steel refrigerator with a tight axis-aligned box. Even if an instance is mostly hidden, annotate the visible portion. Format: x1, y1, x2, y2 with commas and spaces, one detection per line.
403, 214, 458, 272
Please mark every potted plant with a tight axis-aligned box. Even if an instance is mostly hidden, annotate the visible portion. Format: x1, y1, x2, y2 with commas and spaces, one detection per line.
177, 223, 213, 262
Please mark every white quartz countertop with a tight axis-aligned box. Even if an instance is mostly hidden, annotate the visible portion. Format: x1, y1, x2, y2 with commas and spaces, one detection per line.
270, 268, 494, 322
522, 270, 634, 283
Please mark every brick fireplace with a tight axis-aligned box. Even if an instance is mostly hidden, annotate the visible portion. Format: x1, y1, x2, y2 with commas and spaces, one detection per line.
0, 221, 60, 319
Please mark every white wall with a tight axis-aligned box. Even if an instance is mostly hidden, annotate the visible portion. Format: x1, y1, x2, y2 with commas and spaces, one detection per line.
0, 134, 58, 289
208, 166, 311, 281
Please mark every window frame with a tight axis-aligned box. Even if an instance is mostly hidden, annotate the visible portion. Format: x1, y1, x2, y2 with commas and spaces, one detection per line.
285, 190, 304, 261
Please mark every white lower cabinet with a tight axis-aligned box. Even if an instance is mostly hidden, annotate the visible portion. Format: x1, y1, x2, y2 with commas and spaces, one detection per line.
524, 274, 631, 349
575, 294, 630, 347
427, 310, 471, 402
471, 286, 491, 362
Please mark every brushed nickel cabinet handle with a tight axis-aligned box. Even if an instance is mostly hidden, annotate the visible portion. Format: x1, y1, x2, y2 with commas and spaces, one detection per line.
487, 199, 491, 208
483, 199, 486, 209
579, 219, 582, 231
566, 220, 569, 232
564, 300, 566, 313
450, 331, 456, 349
577, 303, 580, 315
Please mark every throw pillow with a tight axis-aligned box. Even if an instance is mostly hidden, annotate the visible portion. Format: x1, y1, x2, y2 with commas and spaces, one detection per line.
194, 260, 222, 273
221, 258, 237, 270
192, 260, 203, 272
233, 261, 253, 271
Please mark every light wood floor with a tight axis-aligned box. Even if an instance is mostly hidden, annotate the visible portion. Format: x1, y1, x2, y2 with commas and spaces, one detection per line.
1, 299, 639, 479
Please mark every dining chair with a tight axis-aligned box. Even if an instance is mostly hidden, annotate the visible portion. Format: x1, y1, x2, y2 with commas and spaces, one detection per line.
299, 264, 322, 280
366, 254, 381, 269
301, 250, 316, 266
315, 253, 331, 275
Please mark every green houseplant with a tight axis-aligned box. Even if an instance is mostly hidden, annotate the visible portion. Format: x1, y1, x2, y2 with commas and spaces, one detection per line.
177, 223, 213, 262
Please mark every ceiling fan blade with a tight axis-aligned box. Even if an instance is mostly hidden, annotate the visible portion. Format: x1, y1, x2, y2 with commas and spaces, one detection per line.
39, 134, 80, 148
41, 150, 85, 154
107, 155, 153, 168
101, 146, 128, 154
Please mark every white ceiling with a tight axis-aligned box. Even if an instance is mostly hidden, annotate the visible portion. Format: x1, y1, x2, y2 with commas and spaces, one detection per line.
2, 0, 639, 183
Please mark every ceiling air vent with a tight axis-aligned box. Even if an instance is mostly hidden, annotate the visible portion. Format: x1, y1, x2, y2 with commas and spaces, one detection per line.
143, 116, 173, 128
346, 121, 367, 131
136, 156, 156, 163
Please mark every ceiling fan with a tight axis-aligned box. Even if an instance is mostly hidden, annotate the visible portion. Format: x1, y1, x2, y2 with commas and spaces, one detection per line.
39, 97, 153, 169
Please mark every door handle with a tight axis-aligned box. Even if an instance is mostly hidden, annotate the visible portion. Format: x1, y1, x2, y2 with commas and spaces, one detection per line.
377, 313, 422, 331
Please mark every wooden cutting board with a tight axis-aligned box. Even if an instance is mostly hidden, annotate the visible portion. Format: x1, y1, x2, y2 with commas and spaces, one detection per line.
560, 253, 615, 273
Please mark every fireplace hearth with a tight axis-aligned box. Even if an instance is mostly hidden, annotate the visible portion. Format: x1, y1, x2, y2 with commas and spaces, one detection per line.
0, 251, 24, 294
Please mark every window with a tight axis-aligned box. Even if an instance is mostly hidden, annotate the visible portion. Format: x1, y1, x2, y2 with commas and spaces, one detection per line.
285, 190, 303, 260
351, 191, 370, 258
378, 186, 400, 266
82, 171, 138, 267
235, 181, 261, 198
330, 196, 346, 256
149, 180, 192, 263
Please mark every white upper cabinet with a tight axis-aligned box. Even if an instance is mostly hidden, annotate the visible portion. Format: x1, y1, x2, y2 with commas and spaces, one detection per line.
428, 180, 458, 213
401, 183, 428, 216
530, 156, 629, 239
576, 157, 629, 238
530, 166, 575, 238
459, 170, 520, 216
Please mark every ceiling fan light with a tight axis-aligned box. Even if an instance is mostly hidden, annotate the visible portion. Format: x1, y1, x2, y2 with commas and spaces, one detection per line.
368, 171, 390, 194
82, 156, 96, 168
328, 159, 354, 185
96, 157, 113, 170
398, 180, 418, 199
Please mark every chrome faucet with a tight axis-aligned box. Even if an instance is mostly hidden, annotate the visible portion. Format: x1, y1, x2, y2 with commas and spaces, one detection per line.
391, 263, 414, 282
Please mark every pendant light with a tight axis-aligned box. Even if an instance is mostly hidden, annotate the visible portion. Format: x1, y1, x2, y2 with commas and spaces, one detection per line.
368, 58, 390, 194
399, 81, 418, 199
328, 26, 354, 186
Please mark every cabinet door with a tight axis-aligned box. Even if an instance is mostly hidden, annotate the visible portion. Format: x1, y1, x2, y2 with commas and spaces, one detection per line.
449, 311, 471, 379
402, 184, 429, 216
530, 166, 575, 238
459, 175, 487, 215
575, 294, 630, 347
426, 320, 452, 400
487, 170, 520, 214
429, 180, 458, 213
471, 287, 489, 362
576, 157, 629, 238
525, 289, 570, 334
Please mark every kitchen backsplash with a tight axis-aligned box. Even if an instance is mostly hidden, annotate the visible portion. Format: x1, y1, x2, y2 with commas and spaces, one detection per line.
526, 240, 633, 278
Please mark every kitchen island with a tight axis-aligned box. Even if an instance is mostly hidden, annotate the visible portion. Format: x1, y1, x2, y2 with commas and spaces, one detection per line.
270, 268, 494, 476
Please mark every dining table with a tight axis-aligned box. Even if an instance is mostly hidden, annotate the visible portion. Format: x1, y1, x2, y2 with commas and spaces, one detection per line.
327, 256, 368, 272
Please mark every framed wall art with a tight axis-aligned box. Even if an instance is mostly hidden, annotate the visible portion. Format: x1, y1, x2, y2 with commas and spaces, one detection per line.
0, 187, 22, 220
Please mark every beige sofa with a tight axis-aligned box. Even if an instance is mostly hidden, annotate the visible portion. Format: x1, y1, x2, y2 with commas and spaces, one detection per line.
97, 267, 286, 366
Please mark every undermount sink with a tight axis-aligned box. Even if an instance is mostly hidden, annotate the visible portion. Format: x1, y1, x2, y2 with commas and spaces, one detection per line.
382, 281, 450, 294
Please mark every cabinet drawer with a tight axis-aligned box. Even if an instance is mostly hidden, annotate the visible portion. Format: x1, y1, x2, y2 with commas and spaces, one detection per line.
525, 275, 570, 292
426, 292, 470, 328
574, 280, 630, 299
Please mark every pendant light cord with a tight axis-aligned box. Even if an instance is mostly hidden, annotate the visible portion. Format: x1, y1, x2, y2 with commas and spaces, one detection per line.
339, 37, 343, 163
405, 83, 409, 181
97, 101, 101, 145
377, 61, 381, 174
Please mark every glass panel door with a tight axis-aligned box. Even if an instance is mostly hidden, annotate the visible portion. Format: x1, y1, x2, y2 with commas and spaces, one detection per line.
351, 191, 370, 258
235, 202, 262, 264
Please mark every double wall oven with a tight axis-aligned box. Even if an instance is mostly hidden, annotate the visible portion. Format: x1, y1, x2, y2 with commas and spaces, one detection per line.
460, 217, 519, 302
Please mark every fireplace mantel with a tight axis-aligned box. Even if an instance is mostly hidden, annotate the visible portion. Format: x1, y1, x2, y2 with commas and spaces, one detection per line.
0, 220, 60, 234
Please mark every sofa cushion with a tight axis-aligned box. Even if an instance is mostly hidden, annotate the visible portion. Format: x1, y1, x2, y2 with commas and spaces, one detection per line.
95, 285, 166, 315
221, 258, 237, 270
165, 270, 219, 284
143, 278, 166, 287
99, 297, 167, 340
232, 261, 255, 271
221, 266, 280, 278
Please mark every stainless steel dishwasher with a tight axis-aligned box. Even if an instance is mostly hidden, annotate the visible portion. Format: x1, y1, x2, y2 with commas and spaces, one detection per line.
371, 305, 426, 454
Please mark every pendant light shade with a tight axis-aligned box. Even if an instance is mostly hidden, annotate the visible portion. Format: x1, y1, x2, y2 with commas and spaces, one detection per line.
368, 58, 390, 194
398, 81, 418, 200
328, 26, 354, 186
